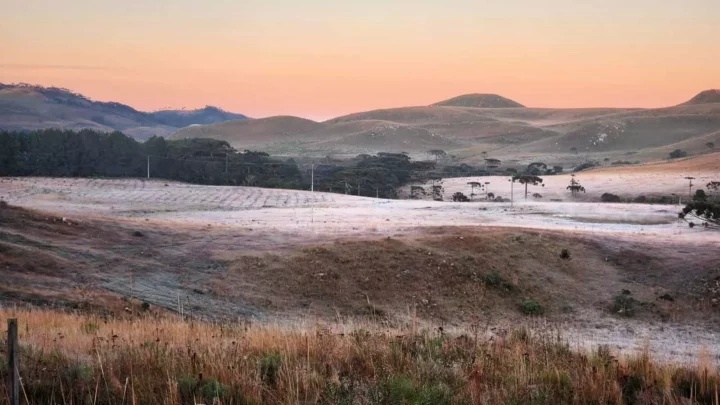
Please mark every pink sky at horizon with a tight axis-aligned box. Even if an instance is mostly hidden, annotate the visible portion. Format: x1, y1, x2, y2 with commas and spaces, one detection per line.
1, 0, 718, 121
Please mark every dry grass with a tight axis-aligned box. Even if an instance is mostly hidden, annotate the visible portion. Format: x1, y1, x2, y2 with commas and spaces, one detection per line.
1, 308, 719, 405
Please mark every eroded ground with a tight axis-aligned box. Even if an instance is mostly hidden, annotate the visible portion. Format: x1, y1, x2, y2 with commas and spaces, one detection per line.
1, 176, 719, 362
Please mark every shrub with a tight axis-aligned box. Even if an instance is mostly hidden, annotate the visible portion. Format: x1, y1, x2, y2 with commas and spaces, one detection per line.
260, 354, 282, 387
668, 149, 687, 159
484, 271, 515, 292
633, 195, 648, 203
200, 379, 228, 403
520, 299, 544, 316
611, 290, 637, 317
601, 193, 622, 203
573, 161, 599, 172
132, 230, 145, 237
693, 189, 707, 202
451, 192, 469, 202
559, 249, 571, 260
0, 200, 8, 209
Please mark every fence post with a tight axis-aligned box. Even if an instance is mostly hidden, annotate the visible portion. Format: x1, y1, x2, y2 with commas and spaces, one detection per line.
7, 318, 19, 405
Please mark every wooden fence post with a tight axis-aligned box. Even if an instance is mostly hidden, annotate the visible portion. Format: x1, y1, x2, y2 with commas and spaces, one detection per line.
7, 318, 19, 405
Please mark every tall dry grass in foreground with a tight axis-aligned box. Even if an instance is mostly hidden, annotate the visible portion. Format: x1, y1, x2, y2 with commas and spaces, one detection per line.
1, 309, 718, 405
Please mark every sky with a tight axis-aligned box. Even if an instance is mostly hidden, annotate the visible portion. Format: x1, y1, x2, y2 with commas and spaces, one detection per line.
1, 0, 719, 120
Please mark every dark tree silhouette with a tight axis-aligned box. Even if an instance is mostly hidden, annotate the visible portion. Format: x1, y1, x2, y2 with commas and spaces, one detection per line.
707, 142, 715, 150
452, 192, 470, 202
467, 181, 483, 200
485, 158, 502, 171
427, 149, 447, 161
669, 149, 687, 159
513, 174, 543, 199
567, 174, 586, 197
679, 201, 720, 230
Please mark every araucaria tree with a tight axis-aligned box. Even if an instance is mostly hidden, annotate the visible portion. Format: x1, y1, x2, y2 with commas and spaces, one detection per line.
679, 201, 720, 230
567, 174, 586, 197
513, 174, 543, 199
427, 149, 447, 161
467, 181, 483, 200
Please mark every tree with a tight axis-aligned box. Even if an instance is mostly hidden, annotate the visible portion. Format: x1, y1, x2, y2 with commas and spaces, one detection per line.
694, 189, 707, 202
570, 147, 578, 155
467, 181, 483, 200
486, 192, 495, 201
485, 158, 502, 171
410, 186, 427, 199
513, 174, 543, 200
552, 166, 563, 174
708, 181, 720, 201
480, 151, 488, 159
427, 149, 447, 161
532, 193, 543, 199
452, 192, 469, 202
679, 201, 720, 230
526, 162, 546, 175
567, 174, 586, 197
668, 149, 687, 159
431, 184, 444, 201
707, 142, 715, 150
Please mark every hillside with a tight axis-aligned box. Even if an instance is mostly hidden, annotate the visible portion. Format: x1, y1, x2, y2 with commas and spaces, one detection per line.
680, 89, 720, 105
431, 93, 525, 108
0, 83, 247, 140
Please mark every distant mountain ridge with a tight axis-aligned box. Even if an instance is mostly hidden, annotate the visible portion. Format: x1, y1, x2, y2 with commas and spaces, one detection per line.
0, 83, 247, 140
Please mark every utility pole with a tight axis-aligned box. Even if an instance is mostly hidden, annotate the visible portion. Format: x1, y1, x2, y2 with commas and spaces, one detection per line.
685, 176, 695, 200
311, 163, 314, 192
510, 177, 515, 208
147, 155, 150, 179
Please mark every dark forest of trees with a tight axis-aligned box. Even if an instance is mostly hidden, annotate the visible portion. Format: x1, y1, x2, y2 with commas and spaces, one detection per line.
0, 129, 305, 189
0, 129, 459, 198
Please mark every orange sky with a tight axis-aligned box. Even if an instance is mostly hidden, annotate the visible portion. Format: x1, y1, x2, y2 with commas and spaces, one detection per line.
1, 0, 718, 120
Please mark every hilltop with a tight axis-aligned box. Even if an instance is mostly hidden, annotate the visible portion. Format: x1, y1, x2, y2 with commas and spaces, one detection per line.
0, 83, 247, 140
680, 89, 720, 106
431, 93, 525, 108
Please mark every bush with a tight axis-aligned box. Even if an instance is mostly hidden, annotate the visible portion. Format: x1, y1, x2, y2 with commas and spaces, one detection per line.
451, 192, 469, 202
260, 354, 282, 387
573, 162, 599, 172
0, 200, 7, 209
600, 193, 622, 203
484, 271, 515, 292
559, 249, 571, 260
633, 195, 648, 203
132, 230, 145, 237
611, 290, 637, 317
668, 149, 687, 159
693, 189, 707, 202
520, 299, 544, 316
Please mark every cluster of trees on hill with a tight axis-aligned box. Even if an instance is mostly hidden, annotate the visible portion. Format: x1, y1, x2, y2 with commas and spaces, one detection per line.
0, 130, 454, 198
0, 129, 305, 188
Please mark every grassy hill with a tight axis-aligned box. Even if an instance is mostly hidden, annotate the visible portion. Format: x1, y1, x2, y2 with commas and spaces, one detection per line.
0, 83, 247, 140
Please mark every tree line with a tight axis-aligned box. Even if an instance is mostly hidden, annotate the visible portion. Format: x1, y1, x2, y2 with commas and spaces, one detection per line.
0, 129, 305, 189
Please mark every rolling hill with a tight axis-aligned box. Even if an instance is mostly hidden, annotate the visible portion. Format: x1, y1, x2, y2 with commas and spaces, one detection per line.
3, 83, 719, 165
0, 83, 247, 140
431, 93, 525, 108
